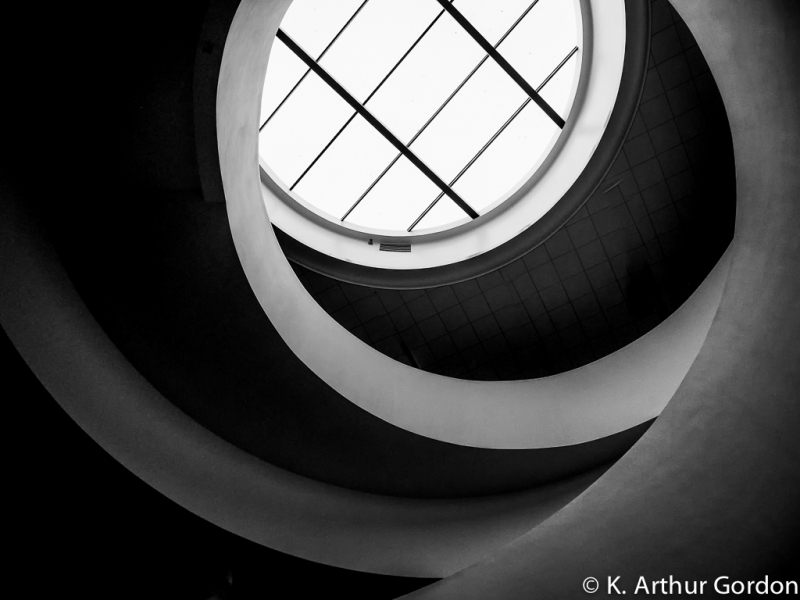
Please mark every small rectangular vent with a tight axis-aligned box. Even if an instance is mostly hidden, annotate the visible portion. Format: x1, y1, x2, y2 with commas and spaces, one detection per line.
379, 242, 411, 253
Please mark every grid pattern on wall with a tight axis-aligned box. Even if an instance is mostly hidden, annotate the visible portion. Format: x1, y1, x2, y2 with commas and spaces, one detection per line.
286, 0, 736, 380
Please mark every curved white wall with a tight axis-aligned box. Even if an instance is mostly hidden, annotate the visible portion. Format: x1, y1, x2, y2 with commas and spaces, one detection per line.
220, 0, 731, 450
0, 184, 608, 578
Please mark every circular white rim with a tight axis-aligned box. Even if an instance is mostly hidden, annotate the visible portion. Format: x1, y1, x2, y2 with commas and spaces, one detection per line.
260, 0, 626, 270
220, 0, 733, 450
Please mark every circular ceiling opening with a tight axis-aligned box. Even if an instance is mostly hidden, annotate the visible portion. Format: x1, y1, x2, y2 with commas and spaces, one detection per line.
258, 0, 633, 283
259, 0, 582, 236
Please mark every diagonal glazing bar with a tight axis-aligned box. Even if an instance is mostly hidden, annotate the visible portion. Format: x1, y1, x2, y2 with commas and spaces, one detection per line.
535, 44, 579, 92
259, 0, 370, 132
435, 0, 565, 129
342, 0, 541, 222
341, 154, 403, 221
290, 112, 358, 191
277, 28, 479, 219
408, 0, 540, 147
362, 1, 452, 107
408, 45, 579, 231
289, 6, 450, 191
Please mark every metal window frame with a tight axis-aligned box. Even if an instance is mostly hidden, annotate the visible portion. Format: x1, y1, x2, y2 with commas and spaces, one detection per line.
408, 45, 580, 231
276, 28, 480, 219
263, 0, 584, 236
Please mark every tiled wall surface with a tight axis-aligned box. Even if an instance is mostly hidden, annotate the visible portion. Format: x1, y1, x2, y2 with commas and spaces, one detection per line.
287, 0, 736, 380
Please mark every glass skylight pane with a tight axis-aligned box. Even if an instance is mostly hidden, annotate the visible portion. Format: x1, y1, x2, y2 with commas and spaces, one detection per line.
318, 0, 441, 103
412, 197, 469, 232
453, 102, 559, 213
539, 51, 580, 117
500, 0, 580, 96
259, 70, 353, 187
293, 116, 398, 219
412, 58, 527, 182
280, 0, 365, 59
453, 0, 539, 46
346, 156, 441, 232
260, 39, 308, 124
259, 0, 591, 237
367, 11, 484, 143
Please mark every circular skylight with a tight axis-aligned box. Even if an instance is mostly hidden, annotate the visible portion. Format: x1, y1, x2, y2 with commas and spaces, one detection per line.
259, 0, 582, 236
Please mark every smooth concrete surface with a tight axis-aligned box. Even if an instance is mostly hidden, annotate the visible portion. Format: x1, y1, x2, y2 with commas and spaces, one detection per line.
49, 195, 652, 499
400, 1, 800, 595
0, 184, 624, 578
0, 1, 625, 578
0, 183, 610, 578
220, 0, 730, 450
1, 0, 795, 594
2, 0, 655, 501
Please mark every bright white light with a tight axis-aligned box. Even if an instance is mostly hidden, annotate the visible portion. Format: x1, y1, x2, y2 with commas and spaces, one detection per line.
412, 57, 527, 183
293, 115, 397, 218
366, 13, 484, 143
259, 0, 581, 235
347, 156, 442, 230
